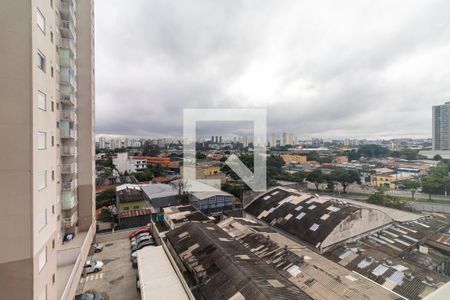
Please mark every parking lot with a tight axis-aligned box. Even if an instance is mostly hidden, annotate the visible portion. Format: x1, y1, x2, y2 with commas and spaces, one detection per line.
76, 233, 141, 300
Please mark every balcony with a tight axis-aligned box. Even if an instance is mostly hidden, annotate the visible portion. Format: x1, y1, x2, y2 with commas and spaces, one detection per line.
60, 66, 76, 90
60, 20, 76, 39
60, 49, 75, 68
60, 1, 76, 24
60, 85, 76, 105
61, 163, 77, 174
61, 191, 76, 209
61, 38, 76, 56
63, 212, 77, 228
60, 110, 76, 122
62, 179, 77, 192
61, 128, 76, 139
61, 146, 76, 156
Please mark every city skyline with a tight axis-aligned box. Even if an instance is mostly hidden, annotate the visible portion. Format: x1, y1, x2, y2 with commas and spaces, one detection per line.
96, 0, 450, 139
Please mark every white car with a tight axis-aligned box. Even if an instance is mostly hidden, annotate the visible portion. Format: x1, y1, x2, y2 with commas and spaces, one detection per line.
130, 232, 150, 243
130, 236, 153, 247
84, 260, 104, 274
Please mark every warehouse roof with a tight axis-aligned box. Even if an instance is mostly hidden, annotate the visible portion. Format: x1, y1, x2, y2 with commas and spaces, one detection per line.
218, 217, 399, 300
166, 222, 311, 300
245, 187, 380, 249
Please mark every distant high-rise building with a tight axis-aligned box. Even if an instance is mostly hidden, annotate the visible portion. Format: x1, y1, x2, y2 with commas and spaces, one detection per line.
287, 133, 294, 145
211, 136, 214, 143
281, 132, 287, 146
0, 0, 95, 299
433, 102, 450, 150
99, 137, 106, 149
219, 136, 222, 144
270, 133, 276, 147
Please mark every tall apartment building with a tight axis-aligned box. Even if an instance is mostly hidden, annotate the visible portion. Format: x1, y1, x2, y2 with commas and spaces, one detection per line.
433, 102, 450, 150
0, 1, 95, 299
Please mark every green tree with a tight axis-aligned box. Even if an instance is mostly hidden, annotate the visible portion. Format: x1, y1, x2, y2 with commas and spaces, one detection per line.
196, 152, 207, 160
306, 170, 328, 191
142, 141, 160, 156
422, 176, 444, 200
433, 154, 443, 161
330, 168, 361, 193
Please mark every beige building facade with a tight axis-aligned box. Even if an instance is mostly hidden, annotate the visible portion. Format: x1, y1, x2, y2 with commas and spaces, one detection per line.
0, 0, 95, 299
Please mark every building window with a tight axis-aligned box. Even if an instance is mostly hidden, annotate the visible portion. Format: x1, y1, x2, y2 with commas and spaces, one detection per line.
37, 9, 45, 33
56, 122, 59, 128
52, 273, 55, 284
52, 239, 55, 249
52, 205, 55, 215
38, 171, 47, 190
51, 136, 54, 146
50, 0, 53, 8
51, 170, 54, 181
37, 132, 46, 149
51, 66, 54, 77
51, 101, 54, 112
50, 31, 53, 43
38, 209, 47, 231
37, 51, 46, 72
37, 91, 46, 110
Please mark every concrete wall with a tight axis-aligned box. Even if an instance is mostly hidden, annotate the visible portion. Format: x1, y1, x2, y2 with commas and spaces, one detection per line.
76, 0, 95, 232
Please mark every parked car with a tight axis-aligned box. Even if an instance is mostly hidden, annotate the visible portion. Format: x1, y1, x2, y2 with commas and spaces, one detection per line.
93, 243, 104, 253
84, 260, 104, 274
129, 227, 150, 239
130, 236, 153, 248
130, 232, 150, 243
75, 292, 103, 300
131, 240, 155, 253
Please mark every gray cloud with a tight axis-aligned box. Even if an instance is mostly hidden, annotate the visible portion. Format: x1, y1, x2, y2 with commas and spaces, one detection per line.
95, 0, 450, 139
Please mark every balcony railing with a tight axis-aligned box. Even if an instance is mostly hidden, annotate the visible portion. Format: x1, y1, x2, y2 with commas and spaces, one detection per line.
62, 180, 77, 191
61, 146, 76, 156
63, 212, 77, 228
61, 191, 76, 209
61, 110, 76, 122
60, 128, 76, 139
61, 38, 76, 56
59, 51, 75, 68
61, 163, 77, 174
60, 85, 76, 105
60, 20, 76, 39
60, 1, 76, 24
60, 66, 76, 90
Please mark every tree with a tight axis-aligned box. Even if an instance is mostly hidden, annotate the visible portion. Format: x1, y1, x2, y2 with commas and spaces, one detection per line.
133, 168, 154, 182
402, 180, 420, 199
422, 176, 443, 200
171, 180, 191, 204
330, 168, 361, 193
433, 154, 443, 161
306, 170, 327, 191
196, 152, 207, 160
142, 141, 160, 156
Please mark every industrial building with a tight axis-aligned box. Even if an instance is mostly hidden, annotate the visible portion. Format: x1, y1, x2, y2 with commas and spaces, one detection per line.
245, 188, 393, 252
165, 222, 312, 300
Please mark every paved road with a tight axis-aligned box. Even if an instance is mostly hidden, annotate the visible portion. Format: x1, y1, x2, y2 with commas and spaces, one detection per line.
307, 182, 450, 202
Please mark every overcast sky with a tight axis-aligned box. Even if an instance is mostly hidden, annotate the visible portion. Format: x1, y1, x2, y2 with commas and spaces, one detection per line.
95, 0, 450, 139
